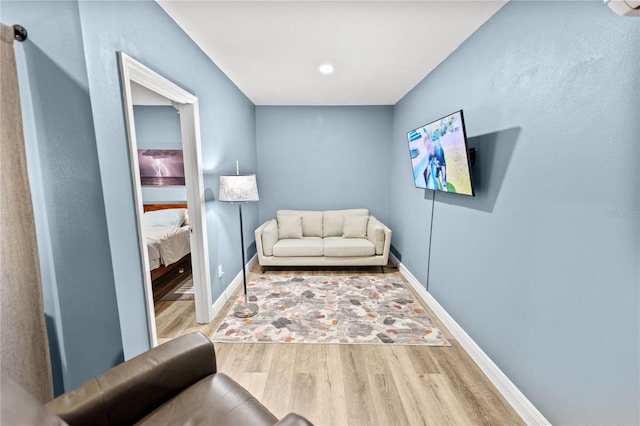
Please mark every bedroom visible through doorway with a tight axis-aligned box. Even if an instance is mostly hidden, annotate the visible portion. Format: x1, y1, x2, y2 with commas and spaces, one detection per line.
141, 202, 193, 332
119, 52, 213, 348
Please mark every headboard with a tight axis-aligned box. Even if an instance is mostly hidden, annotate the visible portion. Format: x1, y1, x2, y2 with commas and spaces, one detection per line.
143, 203, 187, 213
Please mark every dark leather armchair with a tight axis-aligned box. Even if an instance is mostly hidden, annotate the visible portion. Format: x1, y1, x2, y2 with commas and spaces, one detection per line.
1, 332, 312, 425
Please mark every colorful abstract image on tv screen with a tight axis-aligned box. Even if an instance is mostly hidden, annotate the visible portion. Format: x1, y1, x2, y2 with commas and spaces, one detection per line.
138, 149, 185, 186
407, 110, 473, 196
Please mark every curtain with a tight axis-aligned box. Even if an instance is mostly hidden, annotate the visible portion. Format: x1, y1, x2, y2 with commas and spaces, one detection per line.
0, 23, 53, 402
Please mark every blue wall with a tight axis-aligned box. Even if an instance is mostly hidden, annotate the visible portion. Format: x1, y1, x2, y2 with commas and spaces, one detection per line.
134, 105, 181, 147
133, 105, 187, 203
5, 0, 257, 390
5, 1, 639, 423
389, 2, 639, 424
76, 0, 257, 360
256, 106, 393, 223
3, 0, 123, 394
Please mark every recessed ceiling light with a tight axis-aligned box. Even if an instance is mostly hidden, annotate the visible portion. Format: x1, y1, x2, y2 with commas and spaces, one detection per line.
319, 64, 334, 75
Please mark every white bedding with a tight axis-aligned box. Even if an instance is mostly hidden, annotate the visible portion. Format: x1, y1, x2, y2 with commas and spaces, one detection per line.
148, 243, 161, 270
145, 225, 190, 269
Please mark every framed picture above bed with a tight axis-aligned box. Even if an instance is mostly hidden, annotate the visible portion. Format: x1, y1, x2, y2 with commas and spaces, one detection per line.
137, 149, 185, 186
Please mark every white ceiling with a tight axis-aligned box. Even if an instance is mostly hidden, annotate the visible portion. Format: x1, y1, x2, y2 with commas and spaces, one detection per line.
157, 1, 507, 106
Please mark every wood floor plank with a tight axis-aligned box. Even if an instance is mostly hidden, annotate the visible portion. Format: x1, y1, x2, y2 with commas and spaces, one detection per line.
321, 345, 349, 426
341, 345, 381, 426
239, 371, 269, 401
278, 344, 322, 421
431, 342, 524, 425
426, 373, 479, 425
385, 346, 451, 425
293, 344, 324, 420
405, 344, 442, 375
259, 343, 298, 420
363, 345, 412, 426
154, 265, 525, 425
291, 369, 317, 422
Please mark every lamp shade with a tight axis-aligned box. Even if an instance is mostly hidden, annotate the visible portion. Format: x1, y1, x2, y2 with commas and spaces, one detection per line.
219, 174, 259, 202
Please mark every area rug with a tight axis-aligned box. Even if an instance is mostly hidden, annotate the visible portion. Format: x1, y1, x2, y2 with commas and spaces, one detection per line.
160, 275, 194, 301
212, 275, 450, 346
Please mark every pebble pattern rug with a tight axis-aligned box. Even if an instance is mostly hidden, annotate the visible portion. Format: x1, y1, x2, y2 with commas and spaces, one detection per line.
212, 275, 450, 346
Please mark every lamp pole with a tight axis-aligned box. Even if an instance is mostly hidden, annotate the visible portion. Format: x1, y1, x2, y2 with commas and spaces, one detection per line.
219, 168, 259, 318
233, 200, 258, 318
238, 203, 248, 308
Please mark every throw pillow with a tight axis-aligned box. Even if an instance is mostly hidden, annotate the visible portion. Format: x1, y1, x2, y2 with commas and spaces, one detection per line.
143, 208, 186, 227
278, 215, 303, 239
343, 215, 369, 238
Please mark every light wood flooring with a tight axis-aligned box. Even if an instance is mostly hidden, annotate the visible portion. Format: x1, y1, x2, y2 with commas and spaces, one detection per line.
154, 265, 524, 426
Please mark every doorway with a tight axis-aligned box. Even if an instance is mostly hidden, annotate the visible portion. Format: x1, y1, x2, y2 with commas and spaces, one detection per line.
119, 52, 213, 347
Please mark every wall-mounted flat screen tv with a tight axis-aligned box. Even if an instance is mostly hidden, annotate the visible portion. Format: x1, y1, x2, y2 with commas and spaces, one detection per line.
406, 110, 474, 196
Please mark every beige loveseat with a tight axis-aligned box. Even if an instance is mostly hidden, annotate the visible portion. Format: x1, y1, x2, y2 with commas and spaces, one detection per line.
255, 209, 392, 267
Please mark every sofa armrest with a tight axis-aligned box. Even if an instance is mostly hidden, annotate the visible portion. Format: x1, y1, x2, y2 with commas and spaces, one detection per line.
255, 219, 278, 258
47, 332, 216, 426
275, 412, 315, 426
367, 216, 391, 257
380, 221, 392, 262
1, 375, 67, 426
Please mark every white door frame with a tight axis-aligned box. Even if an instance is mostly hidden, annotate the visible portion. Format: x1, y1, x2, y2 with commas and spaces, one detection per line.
118, 52, 213, 347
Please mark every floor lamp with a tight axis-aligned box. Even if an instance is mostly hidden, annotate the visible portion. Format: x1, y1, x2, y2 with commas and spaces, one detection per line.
219, 173, 260, 318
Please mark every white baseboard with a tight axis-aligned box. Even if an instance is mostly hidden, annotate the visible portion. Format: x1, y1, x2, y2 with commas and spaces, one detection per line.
211, 254, 258, 318
390, 254, 550, 426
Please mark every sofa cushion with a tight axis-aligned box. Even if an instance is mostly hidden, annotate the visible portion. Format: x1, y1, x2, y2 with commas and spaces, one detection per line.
273, 237, 323, 257
138, 373, 278, 425
367, 216, 385, 255
343, 216, 369, 238
323, 209, 369, 237
323, 237, 375, 257
277, 210, 323, 237
277, 215, 303, 239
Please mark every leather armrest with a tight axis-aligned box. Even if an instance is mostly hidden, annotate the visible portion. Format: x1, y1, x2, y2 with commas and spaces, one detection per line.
47, 332, 216, 425
1, 375, 68, 426
275, 412, 315, 426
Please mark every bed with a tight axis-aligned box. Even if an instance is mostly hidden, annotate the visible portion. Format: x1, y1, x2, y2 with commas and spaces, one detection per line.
143, 204, 191, 281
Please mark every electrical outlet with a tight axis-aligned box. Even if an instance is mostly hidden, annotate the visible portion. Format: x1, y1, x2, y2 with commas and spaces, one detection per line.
217, 265, 224, 278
